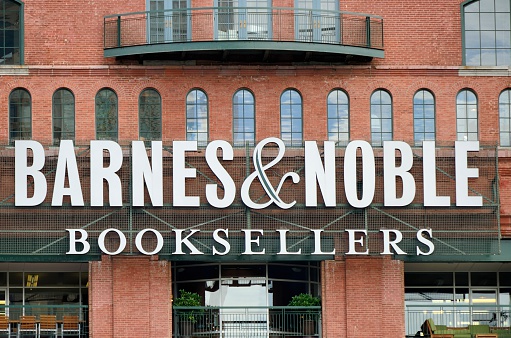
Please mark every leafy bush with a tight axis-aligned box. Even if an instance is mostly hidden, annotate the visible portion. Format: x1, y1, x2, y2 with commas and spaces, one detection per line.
288, 293, 321, 307
173, 290, 202, 323
173, 289, 202, 307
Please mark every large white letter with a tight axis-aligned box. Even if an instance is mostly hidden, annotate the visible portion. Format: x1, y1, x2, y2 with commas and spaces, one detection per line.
305, 141, 336, 207
311, 229, 335, 255
383, 141, 416, 206
52, 140, 84, 206
15, 140, 47, 206
205, 140, 236, 208
98, 228, 126, 255
344, 140, 375, 208
132, 141, 163, 206
276, 229, 301, 255
423, 141, 450, 206
135, 229, 164, 255
346, 229, 369, 255
212, 229, 230, 255
416, 229, 435, 256
242, 229, 265, 255
90, 141, 123, 206
66, 229, 90, 255
380, 229, 407, 255
455, 141, 482, 206
173, 141, 199, 207
173, 229, 204, 255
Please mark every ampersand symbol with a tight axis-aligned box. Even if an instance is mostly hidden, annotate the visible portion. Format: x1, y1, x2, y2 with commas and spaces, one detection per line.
241, 137, 300, 209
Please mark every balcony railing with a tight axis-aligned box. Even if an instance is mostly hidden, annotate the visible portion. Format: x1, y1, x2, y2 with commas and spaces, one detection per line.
104, 7, 383, 59
0, 304, 89, 337
173, 306, 321, 337
406, 304, 511, 336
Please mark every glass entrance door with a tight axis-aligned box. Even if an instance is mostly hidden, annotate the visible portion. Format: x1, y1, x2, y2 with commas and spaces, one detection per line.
215, 0, 271, 40
219, 278, 268, 337
471, 289, 500, 326
295, 0, 339, 43
148, 0, 190, 43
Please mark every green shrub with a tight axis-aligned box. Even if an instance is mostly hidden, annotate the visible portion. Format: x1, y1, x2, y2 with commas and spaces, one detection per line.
288, 293, 321, 307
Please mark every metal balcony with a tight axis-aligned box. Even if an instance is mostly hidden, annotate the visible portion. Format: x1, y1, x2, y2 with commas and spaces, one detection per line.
104, 7, 384, 63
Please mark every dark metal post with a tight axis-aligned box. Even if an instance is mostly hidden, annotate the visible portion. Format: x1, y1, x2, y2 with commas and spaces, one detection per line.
365, 16, 371, 48
117, 16, 121, 47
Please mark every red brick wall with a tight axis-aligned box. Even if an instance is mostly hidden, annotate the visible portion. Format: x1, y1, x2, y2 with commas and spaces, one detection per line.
322, 257, 404, 338
89, 256, 172, 338
342, 0, 464, 66
0, 67, 507, 145
22, 0, 145, 65
18, 0, 473, 66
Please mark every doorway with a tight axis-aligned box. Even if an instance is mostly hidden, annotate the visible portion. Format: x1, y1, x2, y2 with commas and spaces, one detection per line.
214, 0, 271, 40
148, 0, 191, 43
294, 0, 339, 43
173, 262, 320, 337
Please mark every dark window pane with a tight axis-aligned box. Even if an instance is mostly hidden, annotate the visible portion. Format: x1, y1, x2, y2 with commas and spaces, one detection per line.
0, 1, 21, 65
95, 88, 118, 141
53, 89, 75, 144
139, 89, 162, 141
471, 272, 497, 286
9, 88, 31, 144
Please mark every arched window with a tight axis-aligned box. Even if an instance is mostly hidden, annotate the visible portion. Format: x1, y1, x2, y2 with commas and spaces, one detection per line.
370, 89, 392, 146
139, 88, 162, 142
413, 89, 435, 145
233, 89, 255, 147
95, 88, 118, 141
327, 89, 349, 145
499, 89, 511, 146
186, 89, 208, 145
456, 89, 478, 141
280, 89, 302, 147
462, 0, 511, 66
1, 0, 23, 65
9, 88, 31, 144
52, 88, 75, 145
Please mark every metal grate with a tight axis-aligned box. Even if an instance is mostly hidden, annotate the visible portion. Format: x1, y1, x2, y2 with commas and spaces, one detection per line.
0, 142, 499, 259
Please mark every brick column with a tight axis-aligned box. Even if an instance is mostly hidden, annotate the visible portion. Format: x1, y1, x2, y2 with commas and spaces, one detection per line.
322, 256, 404, 338
89, 255, 172, 338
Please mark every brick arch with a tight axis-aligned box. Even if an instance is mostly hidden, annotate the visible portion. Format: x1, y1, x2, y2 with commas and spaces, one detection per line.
404, 79, 444, 99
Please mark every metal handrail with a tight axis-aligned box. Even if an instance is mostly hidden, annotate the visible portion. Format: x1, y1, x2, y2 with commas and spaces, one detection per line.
104, 6, 383, 51
173, 306, 322, 337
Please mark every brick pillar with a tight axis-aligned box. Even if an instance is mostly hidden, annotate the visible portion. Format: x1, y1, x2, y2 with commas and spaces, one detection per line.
89, 255, 172, 338
321, 256, 404, 338
321, 259, 347, 338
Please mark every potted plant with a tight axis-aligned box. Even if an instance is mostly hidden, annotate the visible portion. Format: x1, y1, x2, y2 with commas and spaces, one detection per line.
173, 289, 202, 337
288, 293, 321, 336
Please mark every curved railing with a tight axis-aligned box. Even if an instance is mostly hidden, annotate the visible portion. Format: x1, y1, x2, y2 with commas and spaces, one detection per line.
104, 7, 383, 51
